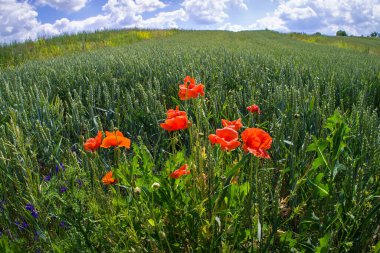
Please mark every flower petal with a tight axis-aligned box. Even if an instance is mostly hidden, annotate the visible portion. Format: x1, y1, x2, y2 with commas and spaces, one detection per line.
102, 171, 117, 185
118, 137, 131, 149
170, 164, 190, 179
101, 136, 118, 148
241, 128, 272, 158
215, 127, 239, 141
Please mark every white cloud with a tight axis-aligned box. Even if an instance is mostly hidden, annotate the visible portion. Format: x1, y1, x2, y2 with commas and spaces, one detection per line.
138, 9, 188, 29
0, 0, 40, 43
103, 0, 167, 15
0, 0, 178, 43
102, 0, 167, 26
219, 0, 380, 35
219, 23, 246, 32
39, 15, 112, 35
0, 0, 111, 43
36, 0, 88, 12
231, 0, 248, 10
251, 16, 289, 32
182, 0, 248, 24
255, 0, 380, 35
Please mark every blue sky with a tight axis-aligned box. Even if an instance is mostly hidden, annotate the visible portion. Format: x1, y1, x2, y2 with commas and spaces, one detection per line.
1, 0, 379, 44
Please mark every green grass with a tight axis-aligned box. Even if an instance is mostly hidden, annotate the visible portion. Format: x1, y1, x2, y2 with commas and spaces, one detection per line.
289, 32, 380, 56
0, 30, 379, 252
0, 29, 178, 69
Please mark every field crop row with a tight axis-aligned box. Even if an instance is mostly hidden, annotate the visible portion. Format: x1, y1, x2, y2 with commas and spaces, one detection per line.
0, 30, 379, 252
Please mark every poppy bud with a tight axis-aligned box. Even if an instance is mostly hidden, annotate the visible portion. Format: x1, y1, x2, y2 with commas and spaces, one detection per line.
134, 187, 141, 194
151, 182, 161, 189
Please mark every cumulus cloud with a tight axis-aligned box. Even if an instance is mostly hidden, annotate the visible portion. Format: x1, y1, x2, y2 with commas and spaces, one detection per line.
42, 0, 171, 34
0, 0, 185, 43
0, 0, 40, 43
36, 0, 89, 12
254, 0, 380, 35
219, 23, 246, 32
39, 15, 112, 36
138, 9, 188, 29
0, 0, 109, 43
102, 0, 167, 26
103, 0, 166, 16
251, 16, 289, 32
182, 0, 248, 24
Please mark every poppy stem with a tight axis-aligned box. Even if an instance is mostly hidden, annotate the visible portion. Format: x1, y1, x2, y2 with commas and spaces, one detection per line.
254, 157, 263, 248
170, 132, 178, 154
114, 147, 120, 167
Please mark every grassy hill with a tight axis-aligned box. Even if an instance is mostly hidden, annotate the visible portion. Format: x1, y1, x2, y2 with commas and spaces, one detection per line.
0, 29, 177, 68
289, 32, 380, 56
0, 30, 379, 252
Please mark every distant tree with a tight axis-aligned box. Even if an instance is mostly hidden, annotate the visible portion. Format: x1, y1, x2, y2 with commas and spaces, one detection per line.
314, 32, 322, 36
336, 30, 347, 36
370, 31, 378, 37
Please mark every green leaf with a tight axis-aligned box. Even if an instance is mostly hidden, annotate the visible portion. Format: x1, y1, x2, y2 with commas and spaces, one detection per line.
148, 219, 155, 227
307, 137, 328, 152
373, 240, 380, 253
312, 157, 325, 170
239, 182, 250, 197
307, 140, 318, 152
315, 233, 331, 253
280, 231, 297, 248
308, 175, 329, 197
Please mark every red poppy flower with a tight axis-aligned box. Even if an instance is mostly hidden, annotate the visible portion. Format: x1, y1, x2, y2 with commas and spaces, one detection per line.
178, 76, 205, 100
247, 104, 261, 114
167, 106, 187, 119
84, 131, 103, 152
102, 171, 117, 185
169, 164, 190, 179
221, 118, 243, 131
100, 130, 131, 149
160, 107, 191, 132
209, 127, 241, 151
183, 76, 195, 86
241, 128, 272, 159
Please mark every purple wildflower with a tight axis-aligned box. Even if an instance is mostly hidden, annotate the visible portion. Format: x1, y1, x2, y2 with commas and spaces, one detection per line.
55, 163, 65, 173
22, 221, 29, 230
26, 203, 38, 218
59, 221, 70, 230
31, 210, 38, 218
75, 179, 83, 187
15, 220, 29, 231
59, 221, 66, 228
43, 174, 52, 182
26, 203, 35, 211
60, 186, 68, 194
34, 230, 40, 241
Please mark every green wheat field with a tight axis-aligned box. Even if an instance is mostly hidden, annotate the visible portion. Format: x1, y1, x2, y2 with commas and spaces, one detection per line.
0, 30, 379, 252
